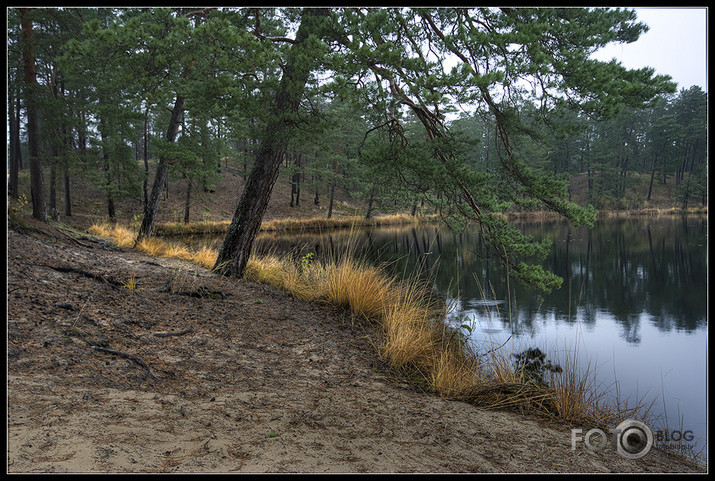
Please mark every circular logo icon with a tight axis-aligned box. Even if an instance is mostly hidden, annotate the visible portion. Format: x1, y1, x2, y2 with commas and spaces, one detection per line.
615, 419, 653, 459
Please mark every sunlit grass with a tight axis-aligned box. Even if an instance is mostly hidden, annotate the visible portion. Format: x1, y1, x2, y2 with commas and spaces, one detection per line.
88, 222, 135, 247
191, 245, 219, 269
322, 260, 398, 320
152, 213, 434, 237
135, 237, 167, 257
163, 244, 193, 261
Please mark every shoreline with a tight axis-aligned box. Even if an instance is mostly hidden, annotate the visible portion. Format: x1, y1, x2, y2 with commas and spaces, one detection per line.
86, 216, 706, 469
7, 214, 706, 473
149, 207, 708, 238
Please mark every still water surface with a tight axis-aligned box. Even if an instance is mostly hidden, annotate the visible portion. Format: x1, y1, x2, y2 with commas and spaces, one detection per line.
192, 216, 708, 451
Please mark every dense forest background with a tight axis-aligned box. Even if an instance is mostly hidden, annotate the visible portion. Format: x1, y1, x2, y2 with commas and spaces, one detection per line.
7, 8, 707, 229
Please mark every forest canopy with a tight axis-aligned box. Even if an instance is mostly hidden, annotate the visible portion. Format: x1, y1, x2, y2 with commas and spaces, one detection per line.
7, 7, 707, 292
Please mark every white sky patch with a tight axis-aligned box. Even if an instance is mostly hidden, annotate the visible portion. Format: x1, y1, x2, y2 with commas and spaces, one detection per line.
591, 7, 707, 92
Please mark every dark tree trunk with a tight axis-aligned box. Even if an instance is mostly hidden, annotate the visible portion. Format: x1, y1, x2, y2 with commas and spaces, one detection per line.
243, 138, 249, 181
214, 8, 328, 278
21, 8, 47, 222
64, 170, 72, 217
98, 122, 117, 224
49, 71, 63, 221
16, 89, 24, 171
365, 188, 375, 219
61, 81, 72, 217
143, 106, 150, 211
184, 180, 191, 224
290, 152, 302, 207
135, 95, 186, 242
216, 120, 222, 172
50, 161, 58, 220
647, 152, 658, 201
8, 88, 19, 199
327, 160, 338, 219
214, 142, 286, 276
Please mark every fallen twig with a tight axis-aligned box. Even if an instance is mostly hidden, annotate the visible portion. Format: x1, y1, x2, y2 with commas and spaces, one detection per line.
175, 286, 228, 299
478, 334, 513, 358
53, 302, 78, 311
53, 225, 94, 248
87, 345, 160, 382
153, 328, 194, 338
45, 265, 124, 288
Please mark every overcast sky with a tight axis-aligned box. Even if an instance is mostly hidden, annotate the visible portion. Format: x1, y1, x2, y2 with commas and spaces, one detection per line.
591, 7, 708, 92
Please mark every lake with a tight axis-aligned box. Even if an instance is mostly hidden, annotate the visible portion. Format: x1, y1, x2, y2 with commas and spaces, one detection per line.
190, 215, 709, 454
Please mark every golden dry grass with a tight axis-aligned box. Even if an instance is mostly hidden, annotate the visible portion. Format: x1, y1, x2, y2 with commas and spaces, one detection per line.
152, 213, 433, 237
88, 223, 136, 248
190, 246, 219, 269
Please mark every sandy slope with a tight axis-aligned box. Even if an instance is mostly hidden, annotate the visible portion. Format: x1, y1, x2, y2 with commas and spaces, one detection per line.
6, 220, 703, 473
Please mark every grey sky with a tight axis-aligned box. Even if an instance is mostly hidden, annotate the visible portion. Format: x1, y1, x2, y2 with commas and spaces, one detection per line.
591, 7, 708, 92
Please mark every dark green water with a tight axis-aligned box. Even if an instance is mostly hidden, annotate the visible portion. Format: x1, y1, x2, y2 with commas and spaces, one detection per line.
185, 215, 709, 453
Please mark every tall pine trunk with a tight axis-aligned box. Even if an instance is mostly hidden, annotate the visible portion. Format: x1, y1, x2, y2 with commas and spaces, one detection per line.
8, 88, 19, 199
64, 170, 72, 217
21, 8, 47, 222
647, 152, 658, 201
143, 105, 150, 211
184, 179, 191, 224
214, 8, 328, 278
327, 160, 338, 219
50, 161, 58, 220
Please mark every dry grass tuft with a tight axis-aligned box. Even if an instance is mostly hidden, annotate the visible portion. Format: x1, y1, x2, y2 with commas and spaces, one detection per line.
322, 259, 397, 320
88, 223, 136, 248
380, 302, 438, 369
135, 237, 168, 257
430, 348, 481, 399
191, 246, 219, 269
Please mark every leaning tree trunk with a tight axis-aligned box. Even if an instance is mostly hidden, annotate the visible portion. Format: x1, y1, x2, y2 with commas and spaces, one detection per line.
135, 95, 185, 243
213, 8, 329, 278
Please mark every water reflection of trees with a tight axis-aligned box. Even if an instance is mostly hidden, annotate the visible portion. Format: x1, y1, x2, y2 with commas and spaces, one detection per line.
377, 218, 706, 340
244, 217, 706, 342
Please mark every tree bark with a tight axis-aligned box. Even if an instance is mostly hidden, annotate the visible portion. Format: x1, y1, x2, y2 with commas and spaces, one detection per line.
50, 161, 58, 220
64, 170, 72, 217
647, 152, 658, 201
290, 152, 302, 207
8, 88, 19, 199
143, 105, 150, 211
98, 123, 117, 224
21, 8, 47, 222
214, 8, 329, 278
135, 95, 186, 243
184, 179, 191, 224
327, 160, 338, 219
365, 188, 374, 220
16, 87, 23, 171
